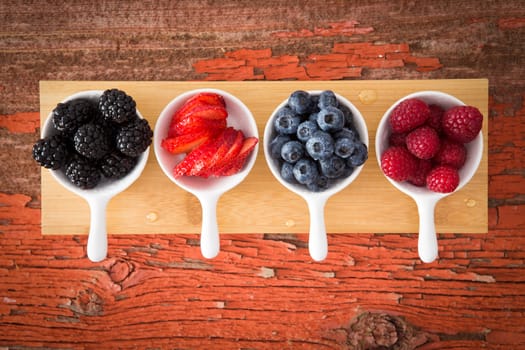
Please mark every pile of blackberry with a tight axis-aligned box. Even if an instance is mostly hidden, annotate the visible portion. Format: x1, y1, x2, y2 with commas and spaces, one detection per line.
32, 89, 153, 189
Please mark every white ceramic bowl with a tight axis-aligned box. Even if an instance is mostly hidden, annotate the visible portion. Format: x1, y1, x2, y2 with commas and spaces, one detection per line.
154, 88, 259, 259
264, 90, 369, 261
42, 90, 150, 262
375, 91, 484, 263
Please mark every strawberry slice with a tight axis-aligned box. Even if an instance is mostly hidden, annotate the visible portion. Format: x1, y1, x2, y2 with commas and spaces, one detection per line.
171, 115, 227, 136
216, 136, 258, 176
175, 104, 228, 123
205, 130, 244, 177
195, 127, 240, 178
168, 92, 226, 137
173, 136, 223, 177
189, 92, 226, 108
161, 132, 212, 154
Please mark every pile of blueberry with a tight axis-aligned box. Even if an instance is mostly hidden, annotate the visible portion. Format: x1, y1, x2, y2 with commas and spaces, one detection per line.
268, 90, 368, 192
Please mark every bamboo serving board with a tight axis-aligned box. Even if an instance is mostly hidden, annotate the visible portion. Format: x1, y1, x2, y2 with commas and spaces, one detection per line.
40, 80, 488, 235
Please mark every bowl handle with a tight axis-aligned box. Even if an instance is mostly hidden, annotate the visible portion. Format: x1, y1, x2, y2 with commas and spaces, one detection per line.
199, 194, 220, 259
307, 197, 328, 261
87, 197, 109, 262
416, 197, 440, 263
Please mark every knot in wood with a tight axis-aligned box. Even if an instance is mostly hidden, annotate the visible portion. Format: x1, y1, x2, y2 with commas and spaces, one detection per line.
109, 258, 134, 284
69, 288, 104, 317
347, 312, 432, 349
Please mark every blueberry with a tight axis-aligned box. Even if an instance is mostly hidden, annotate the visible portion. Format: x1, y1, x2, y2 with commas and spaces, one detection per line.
270, 135, 290, 159
305, 131, 334, 160
334, 127, 358, 142
281, 162, 296, 183
318, 90, 338, 109
334, 137, 356, 158
307, 175, 330, 192
274, 107, 301, 135
288, 90, 314, 115
339, 103, 354, 127
280, 141, 304, 164
348, 141, 368, 167
293, 158, 319, 185
319, 155, 347, 179
317, 106, 345, 132
308, 112, 318, 123
296, 121, 319, 142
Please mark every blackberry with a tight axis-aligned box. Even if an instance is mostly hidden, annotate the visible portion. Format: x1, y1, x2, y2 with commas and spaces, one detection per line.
100, 153, 137, 179
116, 118, 153, 157
65, 157, 101, 189
52, 99, 97, 135
32, 135, 70, 170
99, 88, 137, 124
74, 123, 111, 160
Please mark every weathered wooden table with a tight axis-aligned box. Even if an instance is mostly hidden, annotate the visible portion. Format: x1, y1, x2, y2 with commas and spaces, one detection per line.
1, 2, 524, 349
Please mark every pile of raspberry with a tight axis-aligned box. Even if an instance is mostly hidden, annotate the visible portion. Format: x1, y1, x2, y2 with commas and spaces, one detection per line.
380, 98, 483, 193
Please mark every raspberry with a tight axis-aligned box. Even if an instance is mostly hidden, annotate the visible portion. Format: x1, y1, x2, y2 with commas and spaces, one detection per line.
433, 138, 466, 168
380, 146, 418, 182
389, 98, 430, 133
388, 132, 407, 147
409, 159, 433, 187
427, 104, 444, 133
406, 126, 440, 160
426, 165, 459, 193
442, 106, 483, 143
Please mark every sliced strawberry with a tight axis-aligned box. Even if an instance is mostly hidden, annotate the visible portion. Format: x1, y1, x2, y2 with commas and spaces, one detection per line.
168, 92, 226, 137
171, 115, 227, 136
161, 132, 212, 154
216, 136, 258, 176
189, 92, 226, 108
195, 127, 239, 178
205, 130, 244, 177
173, 135, 226, 177
176, 104, 228, 123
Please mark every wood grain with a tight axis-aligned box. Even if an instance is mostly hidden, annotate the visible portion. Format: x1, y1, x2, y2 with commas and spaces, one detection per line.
2, 1, 525, 349
40, 80, 488, 235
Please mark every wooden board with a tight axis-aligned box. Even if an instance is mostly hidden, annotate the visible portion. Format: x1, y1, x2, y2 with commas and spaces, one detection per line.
40, 80, 488, 235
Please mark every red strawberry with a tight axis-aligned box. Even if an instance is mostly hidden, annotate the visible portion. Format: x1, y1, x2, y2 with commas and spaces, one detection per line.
173, 92, 226, 120
433, 138, 466, 169
406, 125, 441, 160
168, 92, 226, 137
161, 132, 212, 154
442, 105, 483, 143
427, 104, 444, 133
217, 137, 258, 176
408, 159, 433, 187
173, 137, 222, 177
175, 104, 228, 124
171, 115, 227, 136
426, 165, 460, 193
206, 130, 245, 177
380, 146, 418, 182
188, 92, 226, 108
193, 127, 239, 177
390, 98, 430, 133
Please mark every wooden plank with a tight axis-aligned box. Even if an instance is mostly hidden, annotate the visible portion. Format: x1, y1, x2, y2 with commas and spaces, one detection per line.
39, 79, 488, 235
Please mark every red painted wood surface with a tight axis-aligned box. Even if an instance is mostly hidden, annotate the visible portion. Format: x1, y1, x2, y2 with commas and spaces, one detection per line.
1, 1, 524, 349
